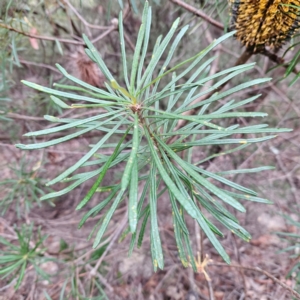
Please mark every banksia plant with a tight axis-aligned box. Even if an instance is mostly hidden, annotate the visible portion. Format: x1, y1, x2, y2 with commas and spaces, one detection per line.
229, 0, 300, 52
17, 2, 290, 270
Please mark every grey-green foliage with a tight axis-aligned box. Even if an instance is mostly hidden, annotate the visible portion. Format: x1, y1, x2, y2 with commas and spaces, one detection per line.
277, 214, 300, 295
17, 2, 290, 270
0, 224, 49, 289
0, 0, 14, 106
0, 156, 51, 217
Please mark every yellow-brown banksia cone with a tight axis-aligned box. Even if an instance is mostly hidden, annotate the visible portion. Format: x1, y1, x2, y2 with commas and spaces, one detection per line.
229, 0, 300, 52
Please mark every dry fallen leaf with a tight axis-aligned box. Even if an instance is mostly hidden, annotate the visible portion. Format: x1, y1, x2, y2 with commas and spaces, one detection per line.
250, 234, 281, 248
70, 48, 105, 88
29, 27, 39, 50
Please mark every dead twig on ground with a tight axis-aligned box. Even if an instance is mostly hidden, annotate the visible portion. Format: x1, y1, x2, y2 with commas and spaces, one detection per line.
232, 234, 248, 296
212, 263, 300, 299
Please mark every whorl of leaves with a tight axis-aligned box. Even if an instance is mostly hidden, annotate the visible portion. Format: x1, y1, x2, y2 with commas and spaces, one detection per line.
230, 0, 300, 52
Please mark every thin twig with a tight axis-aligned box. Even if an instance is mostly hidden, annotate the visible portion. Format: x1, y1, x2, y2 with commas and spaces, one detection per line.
91, 26, 116, 44
0, 23, 116, 45
154, 265, 177, 293
123, 30, 136, 52
206, 279, 215, 300
25, 274, 37, 300
0, 278, 17, 292
232, 234, 248, 296
62, 0, 109, 31
169, 0, 224, 30
90, 213, 128, 276
6, 113, 45, 121
0, 23, 83, 45
85, 264, 114, 293
212, 263, 300, 300
19, 59, 61, 74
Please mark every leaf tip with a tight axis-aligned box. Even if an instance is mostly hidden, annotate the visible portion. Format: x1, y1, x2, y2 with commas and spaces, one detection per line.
75, 204, 82, 210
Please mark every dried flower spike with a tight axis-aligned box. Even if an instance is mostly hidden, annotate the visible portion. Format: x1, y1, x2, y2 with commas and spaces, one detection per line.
195, 253, 213, 281
230, 0, 300, 52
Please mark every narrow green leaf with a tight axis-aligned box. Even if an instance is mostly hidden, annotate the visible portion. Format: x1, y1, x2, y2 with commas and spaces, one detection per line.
129, 176, 151, 251
217, 166, 275, 175
59, 280, 68, 300
55, 39, 63, 55
46, 117, 126, 185
138, 207, 150, 248
218, 215, 251, 241
130, 2, 148, 94
143, 31, 236, 100
172, 206, 189, 267
83, 34, 115, 81
150, 25, 190, 99
121, 113, 139, 190
142, 35, 162, 100
191, 165, 257, 196
50, 95, 71, 108
117, 0, 123, 9
286, 48, 300, 78
93, 189, 125, 248
44, 291, 53, 300
146, 107, 224, 130
182, 135, 277, 147
40, 177, 86, 200
169, 191, 189, 234
55, 64, 121, 100
24, 109, 124, 137
15, 261, 26, 289
196, 209, 230, 264
0, 260, 24, 275
147, 107, 267, 120
0, 237, 20, 250
76, 127, 130, 210
138, 17, 181, 91
183, 232, 197, 272
149, 165, 164, 270
156, 136, 245, 212
137, 7, 152, 86
78, 187, 119, 228
129, 158, 138, 232
111, 80, 135, 102
186, 78, 272, 112
166, 127, 290, 136
144, 128, 199, 219
128, 232, 136, 256
202, 215, 224, 236
130, 0, 139, 13
0, 254, 22, 263
16, 121, 105, 150
11, 34, 21, 67
21, 80, 117, 104
193, 187, 237, 221
159, 150, 230, 262
221, 190, 273, 204
118, 11, 130, 90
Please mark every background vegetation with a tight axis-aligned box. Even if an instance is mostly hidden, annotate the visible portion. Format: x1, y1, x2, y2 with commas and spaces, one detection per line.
1, 0, 300, 299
